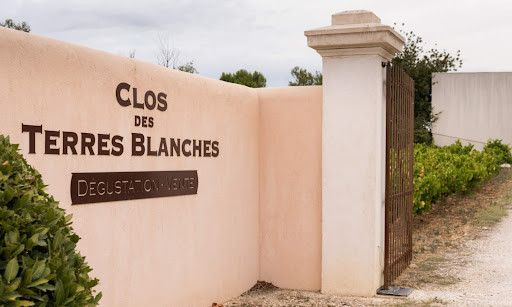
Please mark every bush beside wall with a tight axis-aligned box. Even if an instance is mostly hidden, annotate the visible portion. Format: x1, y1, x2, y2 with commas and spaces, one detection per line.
0, 135, 101, 306
413, 139, 512, 214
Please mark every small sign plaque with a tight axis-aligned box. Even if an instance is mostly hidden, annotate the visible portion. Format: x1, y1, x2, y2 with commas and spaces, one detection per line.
70, 171, 198, 205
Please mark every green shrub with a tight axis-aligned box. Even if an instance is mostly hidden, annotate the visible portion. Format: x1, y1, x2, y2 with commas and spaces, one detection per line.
483, 139, 512, 165
413, 140, 510, 214
0, 135, 101, 306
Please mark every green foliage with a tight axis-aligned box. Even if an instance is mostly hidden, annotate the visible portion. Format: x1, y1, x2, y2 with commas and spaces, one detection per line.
0, 135, 101, 306
177, 61, 198, 74
483, 139, 512, 164
392, 24, 463, 144
413, 121, 432, 145
288, 66, 322, 86
413, 140, 512, 214
0, 19, 31, 33
220, 69, 266, 88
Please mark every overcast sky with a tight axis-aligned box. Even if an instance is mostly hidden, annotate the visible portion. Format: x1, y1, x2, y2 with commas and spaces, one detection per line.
4, 0, 512, 86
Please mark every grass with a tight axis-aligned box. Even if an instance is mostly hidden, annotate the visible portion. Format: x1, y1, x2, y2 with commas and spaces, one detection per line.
436, 277, 459, 286
419, 277, 433, 284
476, 204, 508, 226
418, 262, 437, 272
426, 256, 447, 263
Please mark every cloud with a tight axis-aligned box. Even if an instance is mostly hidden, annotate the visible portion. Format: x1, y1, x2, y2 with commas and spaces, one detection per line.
4, 0, 512, 86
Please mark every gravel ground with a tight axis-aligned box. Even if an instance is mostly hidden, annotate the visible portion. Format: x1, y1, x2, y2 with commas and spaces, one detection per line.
410, 210, 512, 306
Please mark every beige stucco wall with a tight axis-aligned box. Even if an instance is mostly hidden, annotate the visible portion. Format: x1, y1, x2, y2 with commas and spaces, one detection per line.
1, 27, 325, 306
432, 72, 512, 150
1, 27, 260, 307
257, 86, 322, 291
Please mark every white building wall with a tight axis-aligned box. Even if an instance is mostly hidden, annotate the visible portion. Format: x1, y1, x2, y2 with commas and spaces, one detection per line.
432, 72, 512, 150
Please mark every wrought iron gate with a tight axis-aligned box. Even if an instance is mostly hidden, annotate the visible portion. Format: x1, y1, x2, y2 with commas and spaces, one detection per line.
383, 63, 414, 288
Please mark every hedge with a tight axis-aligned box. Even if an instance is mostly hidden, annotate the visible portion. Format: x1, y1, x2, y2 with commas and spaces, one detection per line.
0, 135, 101, 306
413, 139, 512, 214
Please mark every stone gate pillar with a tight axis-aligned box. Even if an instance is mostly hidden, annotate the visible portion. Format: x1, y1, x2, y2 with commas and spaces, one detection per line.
305, 10, 404, 295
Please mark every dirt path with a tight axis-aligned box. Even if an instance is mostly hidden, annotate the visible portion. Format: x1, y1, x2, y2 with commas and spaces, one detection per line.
410, 210, 512, 306
224, 169, 512, 307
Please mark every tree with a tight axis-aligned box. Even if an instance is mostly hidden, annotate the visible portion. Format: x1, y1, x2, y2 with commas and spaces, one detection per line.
156, 33, 180, 69
392, 24, 463, 144
289, 66, 322, 86
155, 33, 198, 74
0, 19, 30, 32
220, 69, 266, 88
177, 61, 198, 74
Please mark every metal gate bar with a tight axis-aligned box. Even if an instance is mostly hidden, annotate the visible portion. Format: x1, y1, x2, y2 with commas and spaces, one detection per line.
384, 63, 414, 288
